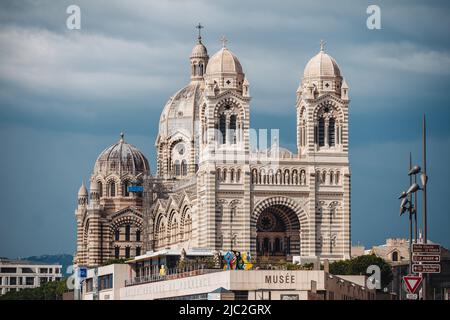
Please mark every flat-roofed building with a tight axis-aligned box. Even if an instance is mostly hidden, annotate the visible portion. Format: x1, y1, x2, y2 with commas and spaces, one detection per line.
0, 258, 62, 296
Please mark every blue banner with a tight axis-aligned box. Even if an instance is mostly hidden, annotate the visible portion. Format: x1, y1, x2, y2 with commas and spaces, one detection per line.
128, 185, 143, 192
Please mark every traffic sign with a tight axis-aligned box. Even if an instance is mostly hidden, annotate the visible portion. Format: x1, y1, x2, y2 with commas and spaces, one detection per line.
412, 243, 440, 254
412, 264, 441, 274
78, 267, 87, 278
406, 293, 418, 300
412, 254, 440, 263
403, 275, 423, 294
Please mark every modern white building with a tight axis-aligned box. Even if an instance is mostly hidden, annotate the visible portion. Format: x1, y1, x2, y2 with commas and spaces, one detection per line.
81, 263, 375, 300
0, 258, 62, 296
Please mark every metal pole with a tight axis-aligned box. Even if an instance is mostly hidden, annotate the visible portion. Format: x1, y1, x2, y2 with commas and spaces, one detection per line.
422, 114, 428, 300
408, 153, 413, 275
414, 174, 418, 243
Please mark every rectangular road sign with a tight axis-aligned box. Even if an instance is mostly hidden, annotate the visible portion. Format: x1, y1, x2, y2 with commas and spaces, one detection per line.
412, 243, 440, 254
412, 264, 441, 274
406, 293, 418, 300
412, 254, 441, 263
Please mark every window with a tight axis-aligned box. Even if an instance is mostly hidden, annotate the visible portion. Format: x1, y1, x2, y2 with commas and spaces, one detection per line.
21, 267, 34, 273
114, 247, 120, 259
98, 274, 113, 291
318, 118, 325, 146
329, 118, 335, 146
9, 277, 17, 285
39, 268, 48, 274
1, 267, 16, 273
115, 229, 120, 241
392, 251, 399, 262
125, 225, 131, 241
110, 182, 116, 197
98, 182, 103, 197
219, 114, 226, 144
175, 160, 180, 176
125, 247, 131, 259
123, 181, 129, 197
136, 230, 141, 242
86, 278, 93, 292
230, 115, 237, 144
26, 277, 34, 286
181, 160, 187, 176
136, 247, 141, 256
39, 277, 47, 284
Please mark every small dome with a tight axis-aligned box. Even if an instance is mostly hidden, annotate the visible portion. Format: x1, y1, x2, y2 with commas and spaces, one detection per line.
205, 47, 243, 75
94, 133, 150, 175
78, 182, 88, 197
191, 41, 208, 58
303, 49, 341, 79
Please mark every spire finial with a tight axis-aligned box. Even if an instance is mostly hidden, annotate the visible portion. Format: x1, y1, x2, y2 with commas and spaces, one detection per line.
120, 132, 124, 142
196, 23, 204, 42
320, 39, 326, 52
220, 35, 228, 48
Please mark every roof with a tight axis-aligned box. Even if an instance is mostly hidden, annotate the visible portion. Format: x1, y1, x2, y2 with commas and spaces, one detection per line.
0, 258, 61, 266
205, 47, 243, 75
128, 248, 215, 263
303, 49, 341, 79
94, 133, 150, 175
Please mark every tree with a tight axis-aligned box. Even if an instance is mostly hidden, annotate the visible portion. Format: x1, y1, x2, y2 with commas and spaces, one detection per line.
329, 254, 393, 289
0, 279, 69, 300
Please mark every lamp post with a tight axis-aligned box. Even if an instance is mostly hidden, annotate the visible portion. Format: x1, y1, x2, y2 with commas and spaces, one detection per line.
399, 115, 429, 300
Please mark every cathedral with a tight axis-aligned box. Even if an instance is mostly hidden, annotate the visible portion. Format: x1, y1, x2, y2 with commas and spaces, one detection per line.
75, 29, 351, 268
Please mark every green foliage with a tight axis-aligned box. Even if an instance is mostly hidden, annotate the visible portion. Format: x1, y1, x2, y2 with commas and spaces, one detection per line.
329, 254, 393, 289
176, 256, 216, 269
0, 279, 69, 300
101, 258, 127, 266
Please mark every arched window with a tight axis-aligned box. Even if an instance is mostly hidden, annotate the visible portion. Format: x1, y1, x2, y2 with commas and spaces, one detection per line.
115, 229, 120, 241
219, 114, 226, 144
125, 247, 130, 259
135, 247, 141, 257
125, 225, 130, 241
230, 115, 237, 144
109, 182, 116, 197
175, 160, 180, 176
329, 118, 336, 146
392, 251, 399, 262
181, 160, 187, 176
136, 230, 141, 242
114, 247, 120, 259
123, 181, 129, 197
98, 182, 103, 198
318, 118, 325, 147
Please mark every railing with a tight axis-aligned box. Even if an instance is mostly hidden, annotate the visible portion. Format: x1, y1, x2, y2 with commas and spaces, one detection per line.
125, 265, 222, 287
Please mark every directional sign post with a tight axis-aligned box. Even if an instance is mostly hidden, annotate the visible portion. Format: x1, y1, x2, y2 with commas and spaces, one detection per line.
412, 264, 441, 274
403, 275, 423, 294
412, 255, 440, 263
412, 244, 440, 254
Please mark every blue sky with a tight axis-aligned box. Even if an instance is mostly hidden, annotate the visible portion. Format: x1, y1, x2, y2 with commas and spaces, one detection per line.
0, 0, 449, 257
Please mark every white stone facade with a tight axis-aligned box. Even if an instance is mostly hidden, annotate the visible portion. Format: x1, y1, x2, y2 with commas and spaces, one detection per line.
75, 34, 351, 267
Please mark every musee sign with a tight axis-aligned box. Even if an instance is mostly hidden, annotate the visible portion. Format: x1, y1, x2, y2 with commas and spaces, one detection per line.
265, 274, 296, 284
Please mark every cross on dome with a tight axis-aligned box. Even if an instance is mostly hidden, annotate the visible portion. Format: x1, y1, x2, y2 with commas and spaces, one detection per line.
221, 35, 228, 48
196, 22, 204, 41
320, 39, 326, 52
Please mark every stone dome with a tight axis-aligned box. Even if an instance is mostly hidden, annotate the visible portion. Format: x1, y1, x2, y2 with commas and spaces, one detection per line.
94, 133, 150, 175
78, 182, 88, 196
190, 41, 208, 59
303, 49, 341, 79
158, 82, 204, 139
205, 47, 243, 75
